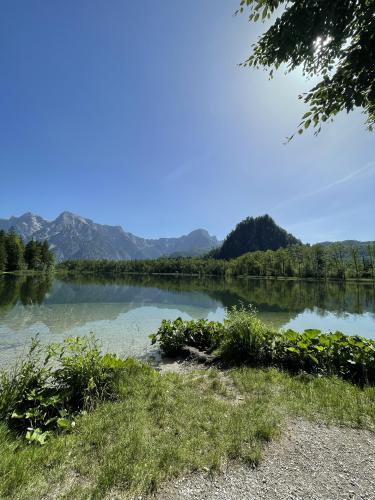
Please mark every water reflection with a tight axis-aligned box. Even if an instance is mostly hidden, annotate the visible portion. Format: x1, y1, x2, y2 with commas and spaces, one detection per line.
60, 274, 375, 316
0, 274, 53, 312
0, 274, 374, 364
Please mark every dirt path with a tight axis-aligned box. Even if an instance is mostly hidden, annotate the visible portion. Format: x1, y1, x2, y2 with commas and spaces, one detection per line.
149, 355, 375, 499
151, 418, 375, 499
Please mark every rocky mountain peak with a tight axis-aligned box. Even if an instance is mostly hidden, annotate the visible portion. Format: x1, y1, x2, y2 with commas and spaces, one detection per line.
0, 212, 220, 261
55, 212, 90, 225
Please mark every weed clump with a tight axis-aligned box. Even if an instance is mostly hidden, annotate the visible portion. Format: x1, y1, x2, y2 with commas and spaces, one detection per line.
0, 334, 128, 444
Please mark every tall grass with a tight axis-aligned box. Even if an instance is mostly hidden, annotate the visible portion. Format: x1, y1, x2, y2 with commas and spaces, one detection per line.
220, 305, 275, 363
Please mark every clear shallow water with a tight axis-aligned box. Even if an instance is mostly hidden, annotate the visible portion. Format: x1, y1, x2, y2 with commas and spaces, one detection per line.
0, 274, 374, 365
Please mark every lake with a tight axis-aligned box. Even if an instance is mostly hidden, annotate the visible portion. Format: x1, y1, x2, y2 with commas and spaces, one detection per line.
0, 274, 374, 365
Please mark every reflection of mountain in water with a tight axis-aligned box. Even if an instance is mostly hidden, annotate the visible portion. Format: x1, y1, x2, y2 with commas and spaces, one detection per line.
0, 274, 374, 335
59, 274, 375, 316
59, 274, 373, 305
1, 299, 224, 335
0, 276, 223, 333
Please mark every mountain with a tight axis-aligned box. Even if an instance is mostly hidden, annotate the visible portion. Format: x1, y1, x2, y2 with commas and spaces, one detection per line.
0, 212, 220, 262
0, 213, 48, 241
213, 214, 302, 259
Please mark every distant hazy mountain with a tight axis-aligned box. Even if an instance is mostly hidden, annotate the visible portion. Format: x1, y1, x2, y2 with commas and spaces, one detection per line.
0, 212, 220, 262
212, 215, 302, 259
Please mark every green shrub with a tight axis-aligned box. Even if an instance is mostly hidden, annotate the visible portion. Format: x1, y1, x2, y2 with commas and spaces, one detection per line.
53, 335, 127, 411
150, 317, 224, 356
151, 307, 375, 385
0, 335, 128, 444
274, 329, 375, 384
220, 306, 275, 363
0, 337, 62, 444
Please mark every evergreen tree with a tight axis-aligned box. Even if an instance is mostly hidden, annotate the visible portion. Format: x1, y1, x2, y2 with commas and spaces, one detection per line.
40, 240, 55, 271
5, 230, 25, 271
25, 240, 42, 270
0, 230, 7, 272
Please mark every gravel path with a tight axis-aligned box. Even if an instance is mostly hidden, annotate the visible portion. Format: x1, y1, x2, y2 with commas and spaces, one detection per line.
151, 418, 375, 500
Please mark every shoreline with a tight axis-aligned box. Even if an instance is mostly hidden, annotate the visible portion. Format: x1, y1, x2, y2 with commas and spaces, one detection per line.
55, 270, 375, 284
0, 330, 374, 499
2, 269, 374, 284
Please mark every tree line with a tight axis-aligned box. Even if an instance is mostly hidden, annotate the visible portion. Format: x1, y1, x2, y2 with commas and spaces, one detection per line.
0, 230, 55, 273
58, 242, 375, 281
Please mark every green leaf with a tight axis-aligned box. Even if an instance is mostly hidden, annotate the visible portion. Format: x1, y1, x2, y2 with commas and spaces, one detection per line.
308, 354, 319, 365
297, 341, 309, 349
11, 411, 24, 419
286, 347, 298, 353
285, 330, 298, 341
57, 418, 70, 429
314, 345, 324, 352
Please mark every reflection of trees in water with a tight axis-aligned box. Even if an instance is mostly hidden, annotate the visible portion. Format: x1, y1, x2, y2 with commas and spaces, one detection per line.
227, 278, 375, 317
0, 274, 53, 315
48, 280, 219, 311
1, 274, 374, 323
19, 275, 53, 305
0, 274, 222, 333
60, 274, 375, 316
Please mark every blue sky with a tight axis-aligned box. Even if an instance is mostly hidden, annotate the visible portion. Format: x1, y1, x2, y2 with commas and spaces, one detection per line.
1, 0, 374, 242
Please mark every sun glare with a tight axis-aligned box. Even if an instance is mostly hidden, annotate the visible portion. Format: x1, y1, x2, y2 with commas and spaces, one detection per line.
313, 35, 333, 55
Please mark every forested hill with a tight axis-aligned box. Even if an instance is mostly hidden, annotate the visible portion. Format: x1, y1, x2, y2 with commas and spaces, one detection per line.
212, 215, 302, 259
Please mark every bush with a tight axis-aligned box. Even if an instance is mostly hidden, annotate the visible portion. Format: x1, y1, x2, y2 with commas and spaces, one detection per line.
150, 318, 224, 356
151, 307, 375, 385
274, 329, 375, 384
220, 305, 275, 363
0, 335, 127, 444
53, 335, 126, 411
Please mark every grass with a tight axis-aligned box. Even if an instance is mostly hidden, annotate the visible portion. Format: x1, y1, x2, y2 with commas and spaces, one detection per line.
231, 368, 375, 429
1, 361, 374, 499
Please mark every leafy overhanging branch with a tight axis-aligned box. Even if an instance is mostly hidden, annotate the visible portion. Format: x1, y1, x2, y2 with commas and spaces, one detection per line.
238, 0, 375, 137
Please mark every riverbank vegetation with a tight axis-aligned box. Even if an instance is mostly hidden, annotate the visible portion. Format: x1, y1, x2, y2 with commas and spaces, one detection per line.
152, 307, 375, 386
0, 328, 374, 498
0, 335, 128, 444
0, 230, 54, 273
58, 240, 375, 281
